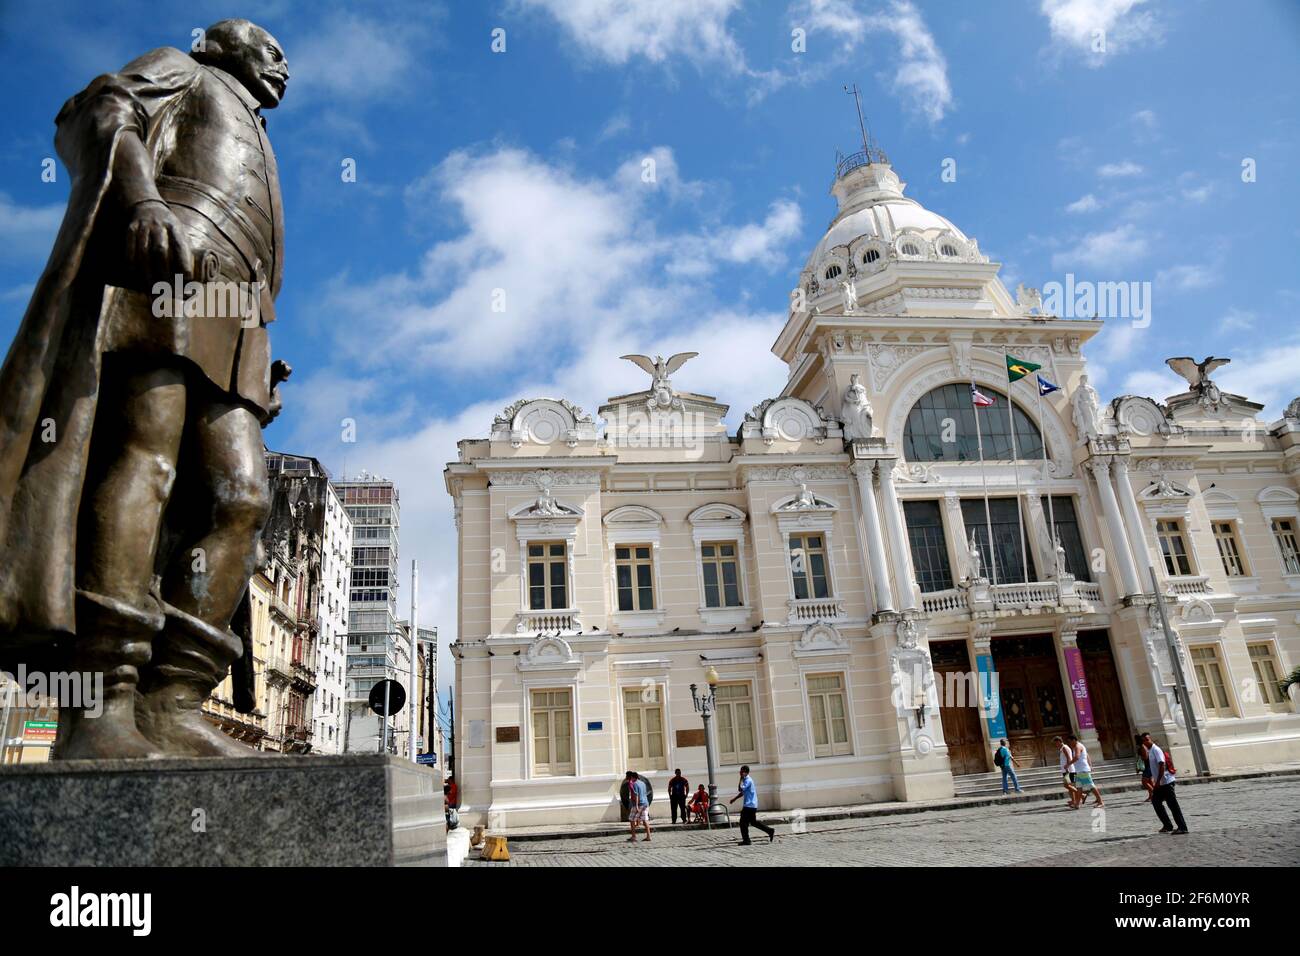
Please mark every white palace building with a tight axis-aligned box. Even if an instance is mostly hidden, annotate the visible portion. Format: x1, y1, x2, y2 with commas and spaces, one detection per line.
444, 145, 1300, 826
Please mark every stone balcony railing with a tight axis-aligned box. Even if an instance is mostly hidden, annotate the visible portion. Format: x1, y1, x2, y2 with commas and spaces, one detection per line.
919, 576, 1106, 619
787, 596, 846, 624
1165, 575, 1212, 596
516, 608, 581, 635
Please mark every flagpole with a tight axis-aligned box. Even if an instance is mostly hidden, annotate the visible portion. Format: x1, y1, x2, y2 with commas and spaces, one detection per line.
1007, 376, 1029, 583
970, 377, 998, 586
1035, 380, 1058, 568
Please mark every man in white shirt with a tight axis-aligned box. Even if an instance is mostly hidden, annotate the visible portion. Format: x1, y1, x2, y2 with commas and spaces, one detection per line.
1140, 732, 1188, 834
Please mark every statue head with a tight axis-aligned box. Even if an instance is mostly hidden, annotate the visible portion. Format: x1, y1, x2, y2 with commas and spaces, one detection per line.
194, 19, 290, 109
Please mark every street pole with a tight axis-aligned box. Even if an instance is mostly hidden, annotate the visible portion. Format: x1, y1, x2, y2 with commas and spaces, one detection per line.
692, 674, 727, 827
1148, 565, 1210, 776
380, 678, 391, 754
409, 559, 418, 763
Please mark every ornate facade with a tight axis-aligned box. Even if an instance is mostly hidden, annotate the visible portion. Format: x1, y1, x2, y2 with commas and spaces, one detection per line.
445, 149, 1300, 826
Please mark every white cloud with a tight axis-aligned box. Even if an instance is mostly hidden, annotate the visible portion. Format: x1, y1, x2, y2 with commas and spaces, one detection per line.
1066, 193, 1100, 214
1155, 262, 1219, 292
0, 192, 64, 262
798, 0, 952, 123
1120, 368, 1185, 401
288, 9, 437, 104
1040, 0, 1164, 65
1131, 108, 1157, 129
1051, 223, 1148, 272
514, 0, 749, 70
1218, 307, 1256, 333
1218, 344, 1300, 419
1097, 160, 1143, 178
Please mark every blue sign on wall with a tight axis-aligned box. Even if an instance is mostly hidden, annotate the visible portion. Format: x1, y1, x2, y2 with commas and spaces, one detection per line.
416, 752, 437, 766
586, 721, 603, 731
976, 654, 1007, 740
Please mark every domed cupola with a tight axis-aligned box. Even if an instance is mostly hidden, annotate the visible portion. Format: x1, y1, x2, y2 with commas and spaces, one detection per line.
799, 139, 985, 301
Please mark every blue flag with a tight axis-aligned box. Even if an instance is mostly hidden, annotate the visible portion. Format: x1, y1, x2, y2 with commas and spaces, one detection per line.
1037, 374, 1061, 396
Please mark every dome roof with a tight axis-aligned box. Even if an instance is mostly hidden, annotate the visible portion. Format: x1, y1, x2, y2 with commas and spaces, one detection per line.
802, 159, 975, 274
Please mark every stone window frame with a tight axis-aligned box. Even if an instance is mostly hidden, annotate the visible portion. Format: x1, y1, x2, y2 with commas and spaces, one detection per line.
603, 505, 667, 630
1257, 486, 1300, 588
687, 503, 752, 627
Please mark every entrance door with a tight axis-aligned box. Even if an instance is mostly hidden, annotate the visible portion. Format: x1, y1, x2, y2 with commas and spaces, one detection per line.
992, 635, 1070, 767
930, 640, 987, 775
1078, 630, 1134, 760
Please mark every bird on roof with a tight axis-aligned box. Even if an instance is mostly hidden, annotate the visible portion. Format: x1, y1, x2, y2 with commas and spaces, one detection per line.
620, 352, 698, 391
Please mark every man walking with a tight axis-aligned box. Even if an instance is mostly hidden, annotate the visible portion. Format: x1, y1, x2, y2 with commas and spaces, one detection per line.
994, 739, 1022, 794
625, 771, 652, 843
1066, 733, 1104, 808
728, 765, 775, 846
1141, 732, 1188, 835
668, 768, 690, 825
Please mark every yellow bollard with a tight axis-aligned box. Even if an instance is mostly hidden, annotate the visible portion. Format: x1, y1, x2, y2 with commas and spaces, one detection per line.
480, 834, 510, 861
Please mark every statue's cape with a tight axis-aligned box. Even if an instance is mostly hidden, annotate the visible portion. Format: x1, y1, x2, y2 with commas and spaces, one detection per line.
0, 48, 203, 669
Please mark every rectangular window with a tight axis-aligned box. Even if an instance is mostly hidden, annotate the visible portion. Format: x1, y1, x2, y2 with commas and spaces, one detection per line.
903, 500, 953, 593
1247, 643, 1287, 710
527, 542, 567, 610
701, 542, 743, 608
1272, 518, 1300, 575
1041, 495, 1091, 581
715, 682, 757, 765
1189, 645, 1233, 718
960, 498, 1036, 583
789, 533, 830, 599
615, 545, 655, 611
622, 687, 666, 770
1212, 521, 1247, 577
1157, 519, 1193, 576
530, 689, 574, 776
806, 673, 851, 757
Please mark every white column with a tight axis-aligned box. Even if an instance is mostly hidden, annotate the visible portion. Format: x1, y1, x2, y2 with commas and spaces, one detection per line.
1089, 458, 1142, 597
877, 461, 918, 610
1112, 456, 1153, 583
852, 461, 896, 614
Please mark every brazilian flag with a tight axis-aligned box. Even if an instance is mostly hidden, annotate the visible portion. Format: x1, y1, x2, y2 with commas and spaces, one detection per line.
1006, 353, 1042, 383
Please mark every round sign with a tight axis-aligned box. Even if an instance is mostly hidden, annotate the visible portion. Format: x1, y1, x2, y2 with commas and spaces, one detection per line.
369, 679, 406, 716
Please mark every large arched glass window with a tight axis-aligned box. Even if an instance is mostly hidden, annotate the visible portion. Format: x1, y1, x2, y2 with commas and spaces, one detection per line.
903, 383, 1043, 462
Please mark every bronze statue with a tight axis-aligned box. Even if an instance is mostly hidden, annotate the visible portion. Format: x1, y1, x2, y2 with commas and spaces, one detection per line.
0, 20, 292, 758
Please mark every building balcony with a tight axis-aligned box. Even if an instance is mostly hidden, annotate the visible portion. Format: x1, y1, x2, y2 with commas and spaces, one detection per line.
516, 608, 581, 635
787, 596, 846, 625
1164, 575, 1212, 596
291, 661, 317, 692
919, 577, 1105, 619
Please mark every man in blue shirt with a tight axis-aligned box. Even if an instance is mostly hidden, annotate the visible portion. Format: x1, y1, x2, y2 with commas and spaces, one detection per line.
728, 765, 776, 845
626, 770, 652, 842
995, 739, 1022, 794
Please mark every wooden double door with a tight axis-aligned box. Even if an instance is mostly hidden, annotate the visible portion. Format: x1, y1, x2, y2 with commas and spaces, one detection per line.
992, 635, 1070, 768
1078, 630, 1135, 760
931, 640, 988, 776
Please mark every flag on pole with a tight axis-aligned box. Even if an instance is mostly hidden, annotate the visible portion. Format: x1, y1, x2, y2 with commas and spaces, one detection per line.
1006, 354, 1042, 382
971, 384, 995, 407
1036, 374, 1061, 396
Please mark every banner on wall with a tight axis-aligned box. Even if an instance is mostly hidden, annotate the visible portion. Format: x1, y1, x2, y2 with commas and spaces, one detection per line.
975, 654, 1007, 739
1063, 646, 1095, 730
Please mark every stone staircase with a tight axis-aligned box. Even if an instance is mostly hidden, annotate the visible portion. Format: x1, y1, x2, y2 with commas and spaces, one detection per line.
953, 757, 1138, 797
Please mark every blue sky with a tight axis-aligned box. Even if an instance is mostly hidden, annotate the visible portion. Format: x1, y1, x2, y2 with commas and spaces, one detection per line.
2, 0, 1299, 698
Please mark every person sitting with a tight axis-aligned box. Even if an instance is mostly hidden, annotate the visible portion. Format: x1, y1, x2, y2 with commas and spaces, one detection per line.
688, 784, 710, 822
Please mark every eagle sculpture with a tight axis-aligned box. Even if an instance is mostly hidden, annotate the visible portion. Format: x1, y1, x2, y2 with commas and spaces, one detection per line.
1165, 356, 1230, 390
620, 352, 698, 389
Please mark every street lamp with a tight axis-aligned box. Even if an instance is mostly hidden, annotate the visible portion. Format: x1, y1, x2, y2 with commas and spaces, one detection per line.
689, 664, 728, 827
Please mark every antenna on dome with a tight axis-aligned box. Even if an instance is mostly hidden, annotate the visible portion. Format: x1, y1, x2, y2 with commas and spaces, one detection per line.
837, 83, 888, 178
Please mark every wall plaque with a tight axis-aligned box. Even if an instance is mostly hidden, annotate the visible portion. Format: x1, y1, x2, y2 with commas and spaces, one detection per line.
495, 725, 521, 743
675, 728, 706, 748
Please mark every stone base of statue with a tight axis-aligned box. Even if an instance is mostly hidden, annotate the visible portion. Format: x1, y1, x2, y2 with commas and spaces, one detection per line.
0, 754, 446, 866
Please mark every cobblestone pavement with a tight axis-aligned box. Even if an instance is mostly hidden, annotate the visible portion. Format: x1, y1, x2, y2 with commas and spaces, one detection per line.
466, 776, 1300, 867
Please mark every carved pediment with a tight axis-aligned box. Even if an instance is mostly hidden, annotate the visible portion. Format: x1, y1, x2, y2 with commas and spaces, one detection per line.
491, 397, 595, 448
793, 622, 848, 657
742, 397, 841, 445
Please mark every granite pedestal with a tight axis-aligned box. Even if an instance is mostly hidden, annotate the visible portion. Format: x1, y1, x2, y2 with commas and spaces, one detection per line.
0, 754, 446, 866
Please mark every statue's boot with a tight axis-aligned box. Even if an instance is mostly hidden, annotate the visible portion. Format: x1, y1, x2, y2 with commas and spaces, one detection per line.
54, 590, 166, 760
136, 602, 260, 757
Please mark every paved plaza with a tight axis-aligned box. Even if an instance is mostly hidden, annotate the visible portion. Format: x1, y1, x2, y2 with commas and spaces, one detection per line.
468, 775, 1300, 867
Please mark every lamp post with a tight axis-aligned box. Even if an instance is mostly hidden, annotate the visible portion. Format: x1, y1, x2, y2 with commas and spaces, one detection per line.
690, 665, 728, 827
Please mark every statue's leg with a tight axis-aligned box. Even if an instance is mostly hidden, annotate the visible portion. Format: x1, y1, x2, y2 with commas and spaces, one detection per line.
137, 395, 270, 756
59, 357, 187, 760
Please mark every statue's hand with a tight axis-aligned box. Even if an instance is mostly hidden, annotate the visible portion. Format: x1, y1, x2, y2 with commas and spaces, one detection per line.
265, 384, 284, 424
126, 200, 193, 287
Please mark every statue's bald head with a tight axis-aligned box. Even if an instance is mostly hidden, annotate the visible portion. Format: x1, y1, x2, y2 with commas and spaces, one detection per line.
193, 19, 289, 109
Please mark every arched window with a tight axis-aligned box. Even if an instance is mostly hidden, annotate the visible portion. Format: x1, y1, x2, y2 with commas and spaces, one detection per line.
899, 242, 920, 256
903, 383, 1044, 462
940, 243, 958, 257
824, 264, 843, 280
862, 248, 880, 264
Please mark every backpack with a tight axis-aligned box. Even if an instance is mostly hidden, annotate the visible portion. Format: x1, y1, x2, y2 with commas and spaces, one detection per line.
1163, 750, 1176, 775
993, 747, 1006, 768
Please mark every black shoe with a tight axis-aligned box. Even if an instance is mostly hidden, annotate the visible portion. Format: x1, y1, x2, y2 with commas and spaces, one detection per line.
1158, 827, 1174, 833
769, 831, 776, 843
739, 840, 752, 846
1172, 828, 1189, 835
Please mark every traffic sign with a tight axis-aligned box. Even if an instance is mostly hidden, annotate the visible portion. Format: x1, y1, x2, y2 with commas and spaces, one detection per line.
369, 679, 406, 716
416, 752, 437, 766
